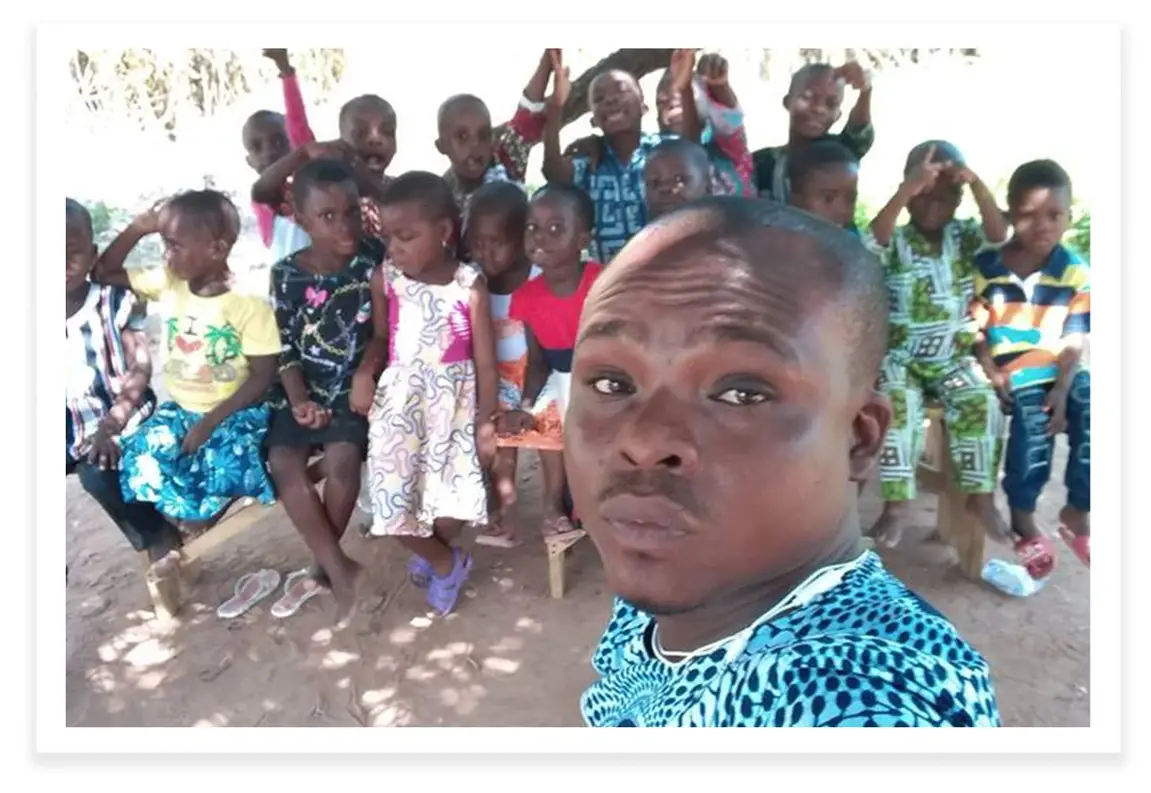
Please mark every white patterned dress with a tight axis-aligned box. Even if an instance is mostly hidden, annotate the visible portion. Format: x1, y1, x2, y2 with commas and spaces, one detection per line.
363, 263, 488, 537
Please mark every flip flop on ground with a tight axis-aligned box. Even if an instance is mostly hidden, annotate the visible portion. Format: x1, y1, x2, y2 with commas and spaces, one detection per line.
216, 568, 281, 619
270, 568, 327, 619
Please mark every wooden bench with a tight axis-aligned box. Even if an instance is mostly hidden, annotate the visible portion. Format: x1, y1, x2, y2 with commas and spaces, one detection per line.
138, 456, 326, 620
915, 405, 986, 579
545, 531, 587, 599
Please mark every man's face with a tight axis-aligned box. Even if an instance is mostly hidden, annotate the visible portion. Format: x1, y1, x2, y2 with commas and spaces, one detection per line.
565, 216, 887, 614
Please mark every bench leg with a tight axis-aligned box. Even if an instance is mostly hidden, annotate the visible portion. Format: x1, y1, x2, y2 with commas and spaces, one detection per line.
139, 551, 183, 620
937, 424, 985, 580
548, 548, 565, 599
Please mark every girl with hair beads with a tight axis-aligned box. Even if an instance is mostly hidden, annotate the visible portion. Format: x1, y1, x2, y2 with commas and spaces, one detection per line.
352, 171, 500, 616
95, 191, 280, 524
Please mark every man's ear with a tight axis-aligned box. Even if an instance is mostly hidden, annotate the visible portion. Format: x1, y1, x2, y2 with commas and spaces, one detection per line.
848, 388, 892, 483
434, 138, 446, 156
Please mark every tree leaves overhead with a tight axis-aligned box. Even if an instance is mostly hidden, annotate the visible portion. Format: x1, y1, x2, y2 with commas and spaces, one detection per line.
68, 48, 346, 141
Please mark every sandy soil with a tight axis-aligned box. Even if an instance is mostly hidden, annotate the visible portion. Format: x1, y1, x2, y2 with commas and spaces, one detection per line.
65, 432, 1089, 728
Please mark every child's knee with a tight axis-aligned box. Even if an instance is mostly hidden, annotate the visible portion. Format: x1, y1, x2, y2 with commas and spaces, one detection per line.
322, 443, 363, 484
267, 446, 309, 484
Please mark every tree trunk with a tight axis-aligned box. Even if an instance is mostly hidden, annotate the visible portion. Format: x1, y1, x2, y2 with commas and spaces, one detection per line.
493, 48, 674, 139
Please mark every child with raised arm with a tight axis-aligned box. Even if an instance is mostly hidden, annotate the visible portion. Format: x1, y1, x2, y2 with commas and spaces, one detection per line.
355, 172, 501, 616
66, 199, 183, 564
252, 96, 396, 243
466, 182, 541, 548
864, 141, 1011, 553
970, 160, 1090, 575
753, 61, 874, 202
95, 191, 280, 523
542, 49, 700, 263
243, 49, 316, 251
499, 183, 602, 544
264, 158, 387, 623
435, 51, 552, 225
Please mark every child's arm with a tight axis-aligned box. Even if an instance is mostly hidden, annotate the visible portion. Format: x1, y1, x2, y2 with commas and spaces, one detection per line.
968, 294, 1013, 410
833, 62, 874, 158
491, 50, 553, 183
698, 54, 754, 195
263, 49, 315, 148
94, 203, 169, 299
1046, 267, 1090, 433
541, 50, 575, 184
869, 147, 947, 247
252, 145, 312, 209
350, 266, 391, 416
669, 49, 703, 144
90, 298, 154, 469
953, 166, 1009, 245
469, 278, 500, 468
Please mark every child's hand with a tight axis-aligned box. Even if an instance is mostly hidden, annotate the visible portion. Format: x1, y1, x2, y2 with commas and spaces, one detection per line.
547, 50, 570, 114
834, 61, 869, 91
262, 48, 292, 74
989, 370, 1014, 412
902, 144, 949, 196
537, 48, 557, 77
291, 400, 331, 429
131, 199, 167, 236
696, 53, 729, 87
1044, 385, 1068, 436
497, 409, 535, 436
88, 425, 121, 471
947, 164, 979, 186
304, 139, 354, 163
349, 371, 376, 416
181, 420, 214, 455
669, 49, 697, 93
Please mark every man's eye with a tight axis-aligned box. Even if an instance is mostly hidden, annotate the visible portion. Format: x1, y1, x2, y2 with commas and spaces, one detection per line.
590, 377, 631, 396
714, 388, 768, 406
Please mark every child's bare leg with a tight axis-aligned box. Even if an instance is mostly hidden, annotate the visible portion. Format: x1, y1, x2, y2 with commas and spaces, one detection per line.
480, 448, 520, 544
397, 534, 454, 577
268, 445, 362, 623
1059, 506, 1090, 538
868, 500, 913, 548
540, 449, 566, 518
308, 442, 363, 586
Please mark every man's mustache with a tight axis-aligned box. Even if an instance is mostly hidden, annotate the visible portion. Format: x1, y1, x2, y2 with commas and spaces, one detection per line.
596, 470, 704, 520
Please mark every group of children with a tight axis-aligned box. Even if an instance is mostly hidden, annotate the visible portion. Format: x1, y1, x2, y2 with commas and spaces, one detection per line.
65, 47, 1090, 624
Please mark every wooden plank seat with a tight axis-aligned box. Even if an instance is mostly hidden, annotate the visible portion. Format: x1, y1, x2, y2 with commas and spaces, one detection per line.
139, 455, 326, 620
545, 530, 588, 599
914, 405, 986, 579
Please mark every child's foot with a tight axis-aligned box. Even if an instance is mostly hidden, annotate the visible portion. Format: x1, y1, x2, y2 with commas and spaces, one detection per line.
426, 549, 472, 616
967, 494, 1012, 543
407, 555, 434, 588
867, 503, 911, 549
1014, 534, 1057, 580
330, 560, 364, 629
1058, 506, 1090, 567
475, 520, 522, 549
542, 513, 585, 544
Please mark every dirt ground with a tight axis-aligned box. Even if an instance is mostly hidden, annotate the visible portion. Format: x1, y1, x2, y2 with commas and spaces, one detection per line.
65, 441, 1090, 728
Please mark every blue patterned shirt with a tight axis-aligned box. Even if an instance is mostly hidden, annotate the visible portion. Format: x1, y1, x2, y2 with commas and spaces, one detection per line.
581, 551, 1001, 727
572, 131, 675, 263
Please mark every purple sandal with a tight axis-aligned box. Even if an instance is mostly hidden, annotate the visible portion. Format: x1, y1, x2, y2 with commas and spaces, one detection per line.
426, 549, 473, 616
407, 555, 433, 589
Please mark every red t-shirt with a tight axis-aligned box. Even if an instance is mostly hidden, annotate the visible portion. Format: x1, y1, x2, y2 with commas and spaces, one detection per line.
508, 261, 603, 373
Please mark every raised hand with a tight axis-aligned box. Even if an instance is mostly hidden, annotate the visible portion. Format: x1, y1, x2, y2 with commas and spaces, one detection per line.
903, 145, 949, 196
834, 61, 868, 91
547, 49, 570, 113
669, 49, 697, 92
304, 139, 354, 163
696, 53, 729, 87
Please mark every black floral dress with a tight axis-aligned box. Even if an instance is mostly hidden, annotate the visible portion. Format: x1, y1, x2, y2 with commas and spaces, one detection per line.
265, 238, 385, 448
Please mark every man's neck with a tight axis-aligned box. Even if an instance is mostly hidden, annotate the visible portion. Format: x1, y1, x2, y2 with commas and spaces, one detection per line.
654, 511, 865, 654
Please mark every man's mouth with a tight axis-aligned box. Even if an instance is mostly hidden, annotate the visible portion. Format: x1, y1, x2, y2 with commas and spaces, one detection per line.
362, 154, 386, 172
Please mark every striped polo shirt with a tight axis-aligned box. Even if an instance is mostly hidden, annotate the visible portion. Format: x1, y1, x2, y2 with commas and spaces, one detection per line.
971, 243, 1090, 391
65, 283, 155, 461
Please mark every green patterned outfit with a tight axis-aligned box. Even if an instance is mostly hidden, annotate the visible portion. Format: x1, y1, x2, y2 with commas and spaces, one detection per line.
869, 219, 1006, 502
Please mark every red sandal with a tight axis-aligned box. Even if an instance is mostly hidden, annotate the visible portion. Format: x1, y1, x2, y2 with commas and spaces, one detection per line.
1058, 526, 1090, 568
1014, 536, 1057, 581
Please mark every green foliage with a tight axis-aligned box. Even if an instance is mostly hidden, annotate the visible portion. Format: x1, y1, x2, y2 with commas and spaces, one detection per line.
86, 200, 130, 243
1066, 206, 1091, 261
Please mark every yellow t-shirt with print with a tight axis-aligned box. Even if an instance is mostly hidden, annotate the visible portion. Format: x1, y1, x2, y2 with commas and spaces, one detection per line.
129, 268, 281, 414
